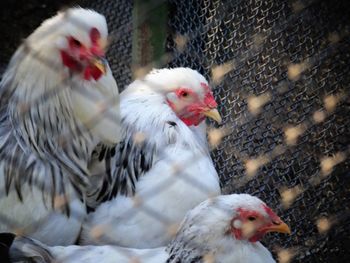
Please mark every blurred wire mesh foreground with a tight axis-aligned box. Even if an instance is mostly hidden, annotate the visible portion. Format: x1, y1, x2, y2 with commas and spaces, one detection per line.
0, 0, 350, 262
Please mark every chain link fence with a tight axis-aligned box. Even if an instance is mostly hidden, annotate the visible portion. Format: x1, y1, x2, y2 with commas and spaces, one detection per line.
0, 0, 349, 262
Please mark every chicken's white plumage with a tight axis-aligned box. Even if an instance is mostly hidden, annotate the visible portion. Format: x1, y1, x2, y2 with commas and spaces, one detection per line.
8, 194, 290, 263
80, 68, 221, 248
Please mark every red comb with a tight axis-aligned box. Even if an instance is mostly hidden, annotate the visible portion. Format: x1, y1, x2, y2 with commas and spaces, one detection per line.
90, 27, 101, 44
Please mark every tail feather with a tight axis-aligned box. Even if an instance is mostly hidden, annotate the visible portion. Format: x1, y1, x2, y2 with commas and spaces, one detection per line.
9, 235, 54, 263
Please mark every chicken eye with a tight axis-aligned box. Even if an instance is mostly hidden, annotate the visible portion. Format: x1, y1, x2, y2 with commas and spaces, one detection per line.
175, 89, 192, 99
248, 216, 257, 221
69, 37, 82, 48
72, 39, 81, 47
181, 91, 189, 97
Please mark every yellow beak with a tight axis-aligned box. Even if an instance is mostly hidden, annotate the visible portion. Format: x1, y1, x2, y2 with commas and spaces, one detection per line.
92, 57, 107, 75
264, 221, 291, 235
202, 108, 222, 124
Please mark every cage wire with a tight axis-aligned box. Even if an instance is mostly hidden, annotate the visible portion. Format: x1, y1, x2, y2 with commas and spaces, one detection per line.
166, 0, 350, 261
0, 0, 349, 262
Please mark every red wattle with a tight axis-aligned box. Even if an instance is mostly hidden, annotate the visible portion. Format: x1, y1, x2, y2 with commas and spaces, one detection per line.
180, 115, 205, 126
232, 227, 242, 240
167, 99, 205, 126
60, 50, 82, 72
83, 65, 103, 81
248, 232, 264, 242
83, 67, 92, 80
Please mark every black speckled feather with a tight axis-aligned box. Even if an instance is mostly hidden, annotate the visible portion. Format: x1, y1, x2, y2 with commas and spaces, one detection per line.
91, 122, 157, 204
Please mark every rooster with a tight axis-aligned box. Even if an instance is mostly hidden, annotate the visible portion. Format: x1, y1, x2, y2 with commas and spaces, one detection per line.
80, 68, 222, 248
0, 8, 120, 245
5, 194, 291, 263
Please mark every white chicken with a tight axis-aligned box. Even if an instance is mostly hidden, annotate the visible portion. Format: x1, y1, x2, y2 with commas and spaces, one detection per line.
0, 8, 120, 245
80, 68, 222, 248
6, 194, 291, 263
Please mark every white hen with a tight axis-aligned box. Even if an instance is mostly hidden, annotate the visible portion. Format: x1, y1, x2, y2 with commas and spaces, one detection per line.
0, 8, 120, 245
80, 68, 221, 248
7, 194, 291, 263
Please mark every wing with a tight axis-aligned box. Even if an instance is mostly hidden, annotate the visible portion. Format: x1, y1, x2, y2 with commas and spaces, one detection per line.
86, 121, 157, 208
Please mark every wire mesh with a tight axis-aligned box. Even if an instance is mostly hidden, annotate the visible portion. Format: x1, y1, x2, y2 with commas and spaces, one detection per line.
166, 0, 350, 261
0, 0, 349, 262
